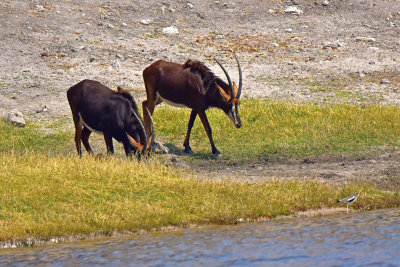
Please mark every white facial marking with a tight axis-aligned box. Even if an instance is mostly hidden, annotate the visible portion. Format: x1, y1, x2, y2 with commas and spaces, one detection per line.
227, 107, 236, 124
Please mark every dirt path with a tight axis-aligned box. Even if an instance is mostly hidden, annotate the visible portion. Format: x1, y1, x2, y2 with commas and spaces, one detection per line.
1, 0, 400, 183
185, 149, 400, 187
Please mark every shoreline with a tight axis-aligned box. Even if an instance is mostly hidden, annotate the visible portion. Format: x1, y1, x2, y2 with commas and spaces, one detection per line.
0, 207, 381, 249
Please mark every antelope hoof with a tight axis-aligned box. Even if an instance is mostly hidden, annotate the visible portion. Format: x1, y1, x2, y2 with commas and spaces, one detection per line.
184, 145, 194, 155
213, 149, 222, 158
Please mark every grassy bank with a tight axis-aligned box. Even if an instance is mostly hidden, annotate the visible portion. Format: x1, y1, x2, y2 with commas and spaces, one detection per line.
0, 99, 400, 245
1, 152, 399, 245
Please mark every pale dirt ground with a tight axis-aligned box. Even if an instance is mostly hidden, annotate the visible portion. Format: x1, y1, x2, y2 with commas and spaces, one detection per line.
1, 0, 400, 185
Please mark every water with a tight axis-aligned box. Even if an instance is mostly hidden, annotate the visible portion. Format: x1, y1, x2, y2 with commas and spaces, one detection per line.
1, 208, 399, 266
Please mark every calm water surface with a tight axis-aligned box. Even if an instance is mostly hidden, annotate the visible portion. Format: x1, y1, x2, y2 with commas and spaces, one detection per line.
1, 208, 399, 266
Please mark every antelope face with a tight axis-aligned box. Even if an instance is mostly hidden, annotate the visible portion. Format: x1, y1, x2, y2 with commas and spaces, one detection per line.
218, 82, 242, 129
127, 106, 154, 156
226, 100, 242, 129
214, 54, 243, 129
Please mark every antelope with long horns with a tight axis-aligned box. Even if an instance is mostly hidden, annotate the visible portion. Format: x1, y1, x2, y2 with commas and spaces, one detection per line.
67, 79, 153, 159
142, 55, 242, 157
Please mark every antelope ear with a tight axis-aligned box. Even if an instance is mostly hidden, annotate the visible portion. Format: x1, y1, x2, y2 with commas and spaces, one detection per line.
216, 84, 231, 101
128, 134, 144, 151
117, 86, 123, 93
233, 82, 239, 99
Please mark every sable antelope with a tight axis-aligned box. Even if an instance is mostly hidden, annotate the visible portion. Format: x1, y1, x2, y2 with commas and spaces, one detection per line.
67, 79, 153, 159
142, 55, 242, 156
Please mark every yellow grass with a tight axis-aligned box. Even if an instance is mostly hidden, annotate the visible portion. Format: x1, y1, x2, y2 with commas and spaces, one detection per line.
0, 152, 399, 245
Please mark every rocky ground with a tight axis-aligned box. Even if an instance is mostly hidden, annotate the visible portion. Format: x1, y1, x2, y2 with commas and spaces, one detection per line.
1, 0, 400, 184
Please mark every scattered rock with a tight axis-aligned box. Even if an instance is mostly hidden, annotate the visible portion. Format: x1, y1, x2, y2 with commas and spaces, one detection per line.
322, 40, 346, 49
368, 47, 379, 51
267, 9, 275, 14
284, 6, 303, 15
162, 26, 179, 35
362, 69, 373, 74
140, 19, 153, 25
152, 141, 169, 154
322, 0, 329, 6
36, 105, 47, 113
380, 78, 390, 84
354, 36, 376, 42
285, 28, 293, 33
112, 59, 121, 70
6, 110, 26, 127
76, 36, 86, 42
187, 3, 194, 9
35, 5, 45, 12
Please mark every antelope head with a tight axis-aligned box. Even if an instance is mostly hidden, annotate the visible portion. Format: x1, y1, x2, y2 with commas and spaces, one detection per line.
214, 54, 242, 129
127, 106, 154, 156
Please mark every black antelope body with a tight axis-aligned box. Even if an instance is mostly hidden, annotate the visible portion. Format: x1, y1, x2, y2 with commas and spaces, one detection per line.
142, 55, 242, 156
67, 79, 153, 159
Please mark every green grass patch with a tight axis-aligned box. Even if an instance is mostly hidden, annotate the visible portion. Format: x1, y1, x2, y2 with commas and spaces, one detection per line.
0, 152, 399, 243
0, 120, 71, 155
2, 100, 400, 160
153, 100, 400, 160
1, 100, 400, 161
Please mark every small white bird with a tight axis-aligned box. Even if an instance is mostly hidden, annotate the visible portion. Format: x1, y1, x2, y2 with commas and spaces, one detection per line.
337, 192, 360, 213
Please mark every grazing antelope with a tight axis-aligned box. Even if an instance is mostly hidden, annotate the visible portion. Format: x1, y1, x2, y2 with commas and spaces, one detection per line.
142, 55, 242, 156
67, 79, 153, 159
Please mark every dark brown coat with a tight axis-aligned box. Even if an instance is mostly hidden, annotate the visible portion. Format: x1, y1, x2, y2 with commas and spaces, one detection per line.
142, 56, 242, 156
67, 79, 151, 158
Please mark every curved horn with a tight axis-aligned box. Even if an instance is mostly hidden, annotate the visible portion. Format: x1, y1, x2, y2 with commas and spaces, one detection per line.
214, 57, 234, 100
130, 108, 147, 154
144, 106, 154, 152
234, 54, 242, 99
